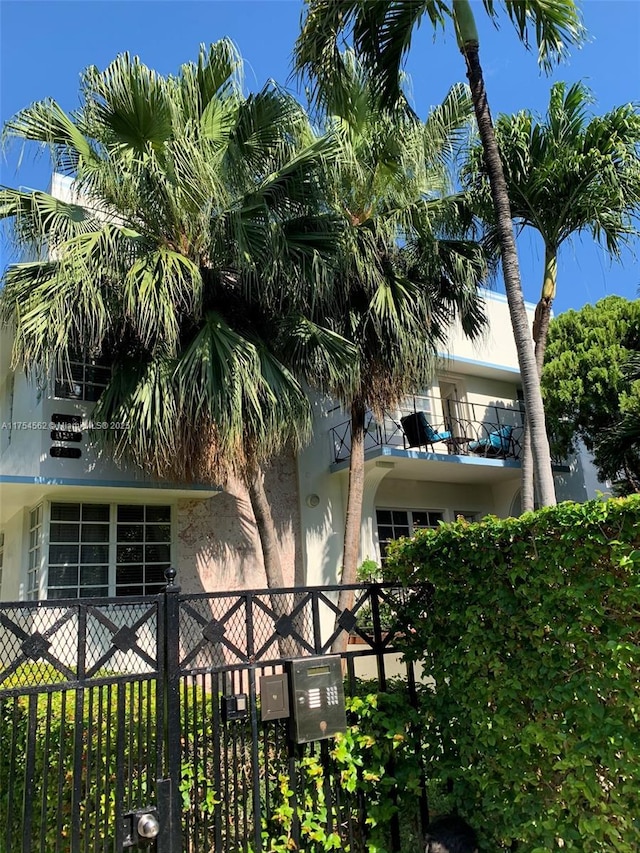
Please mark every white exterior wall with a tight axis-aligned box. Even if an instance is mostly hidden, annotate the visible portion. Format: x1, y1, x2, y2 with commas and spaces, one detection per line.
0, 508, 25, 601
441, 292, 521, 371
1, 183, 602, 600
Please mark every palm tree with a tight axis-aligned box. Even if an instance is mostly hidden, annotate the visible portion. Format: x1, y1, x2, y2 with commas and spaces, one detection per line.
0, 41, 352, 594
295, 0, 586, 509
309, 55, 487, 648
465, 81, 640, 508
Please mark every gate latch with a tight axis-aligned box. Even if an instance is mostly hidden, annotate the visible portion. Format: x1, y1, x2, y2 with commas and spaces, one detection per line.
122, 807, 160, 848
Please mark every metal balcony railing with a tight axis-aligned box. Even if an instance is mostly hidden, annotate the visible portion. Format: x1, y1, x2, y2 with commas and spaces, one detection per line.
330, 396, 526, 464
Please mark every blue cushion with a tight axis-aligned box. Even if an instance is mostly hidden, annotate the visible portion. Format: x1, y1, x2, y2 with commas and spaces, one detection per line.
417, 412, 451, 443
470, 425, 513, 454
489, 425, 512, 450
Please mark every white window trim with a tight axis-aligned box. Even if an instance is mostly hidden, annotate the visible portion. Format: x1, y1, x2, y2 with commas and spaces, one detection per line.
25, 503, 46, 601
375, 507, 446, 562
30, 500, 175, 600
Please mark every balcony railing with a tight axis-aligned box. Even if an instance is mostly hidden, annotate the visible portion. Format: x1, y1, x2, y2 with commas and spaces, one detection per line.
330, 396, 525, 464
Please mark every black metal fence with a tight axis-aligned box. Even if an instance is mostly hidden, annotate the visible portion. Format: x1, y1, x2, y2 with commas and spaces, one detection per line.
0, 576, 431, 853
330, 397, 524, 464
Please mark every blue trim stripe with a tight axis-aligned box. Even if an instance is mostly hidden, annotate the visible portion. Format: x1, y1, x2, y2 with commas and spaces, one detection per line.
0, 474, 220, 492
330, 446, 521, 473
436, 352, 520, 375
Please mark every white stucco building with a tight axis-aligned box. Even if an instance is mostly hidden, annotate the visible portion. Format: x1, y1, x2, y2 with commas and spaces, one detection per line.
0, 178, 601, 602
0, 286, 601, 602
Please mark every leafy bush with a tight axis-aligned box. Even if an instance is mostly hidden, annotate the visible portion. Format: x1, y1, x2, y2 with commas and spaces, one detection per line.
262, 685, 427, 853
384, 496, 640, 852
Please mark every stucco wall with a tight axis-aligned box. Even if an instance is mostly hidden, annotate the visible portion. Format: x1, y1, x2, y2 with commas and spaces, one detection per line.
374, 478, 496, 521
442, 291, 526, 371
176, 453, 302, 594
0, 508, 24, 601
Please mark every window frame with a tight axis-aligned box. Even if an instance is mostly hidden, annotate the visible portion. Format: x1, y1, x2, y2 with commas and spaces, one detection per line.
30, 501, 174, 600
52, 356, 112, 403
27, 504, 44, 600
375, 507, 445, 563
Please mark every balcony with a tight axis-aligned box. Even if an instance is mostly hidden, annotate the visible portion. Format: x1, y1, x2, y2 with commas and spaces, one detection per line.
330, 395, 525, 471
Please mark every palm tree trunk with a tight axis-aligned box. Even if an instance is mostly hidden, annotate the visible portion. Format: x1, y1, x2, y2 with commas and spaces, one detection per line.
248, 464, 300, 655
248, 464, 286, 589
454, 1, 556, 507
532, 247, 557, 374
521, 423, 535, 512
333, 399, 366, 654
523, 247, 558, 510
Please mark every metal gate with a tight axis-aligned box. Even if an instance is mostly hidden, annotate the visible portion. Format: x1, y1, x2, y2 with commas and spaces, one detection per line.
0, 573, 430, 853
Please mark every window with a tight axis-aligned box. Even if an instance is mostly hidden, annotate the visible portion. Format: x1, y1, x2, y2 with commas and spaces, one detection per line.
27, 505, 43, 600
454, 511, 478, 522
0, 532, 4, 598
46, 503, 171, 599
376, 508, 443, 562
116, 505, 171, 596
54, 357, 111, 402
48, 503, 110, 598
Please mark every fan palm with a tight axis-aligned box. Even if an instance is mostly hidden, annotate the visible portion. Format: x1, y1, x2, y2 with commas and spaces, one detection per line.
0, 41, 353, 592
309, 55, 487, 647
295, 0, 586, 509
465, 81, 640, 508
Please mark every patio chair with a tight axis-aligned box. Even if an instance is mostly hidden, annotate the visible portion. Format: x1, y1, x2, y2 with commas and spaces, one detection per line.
401, 412, 452, 450
468, 424, 514, 458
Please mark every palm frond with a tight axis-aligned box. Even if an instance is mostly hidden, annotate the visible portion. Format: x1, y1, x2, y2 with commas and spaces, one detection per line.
497, 0, 586, 72
277, 313, 359, 396
92, 355, 182, 477
0, 188, 97, 253
2, 98, 99, 173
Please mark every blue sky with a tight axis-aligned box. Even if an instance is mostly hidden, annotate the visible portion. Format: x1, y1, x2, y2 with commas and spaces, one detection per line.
1, 0, 639, 315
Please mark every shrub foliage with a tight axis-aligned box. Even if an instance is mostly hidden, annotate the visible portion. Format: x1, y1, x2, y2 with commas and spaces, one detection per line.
384, 496, 640, 852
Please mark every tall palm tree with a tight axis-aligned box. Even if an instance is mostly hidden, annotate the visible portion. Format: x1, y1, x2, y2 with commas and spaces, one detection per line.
295, 0, 586, 509
0, 41, 352, 593
465, 81, 640, 508
309, 55, 487, 648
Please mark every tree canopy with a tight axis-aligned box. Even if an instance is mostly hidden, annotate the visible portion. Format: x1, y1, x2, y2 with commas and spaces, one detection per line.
541, 295, 640, 490
0, 41, 349, 485
295, 0, 585, 509
464, 80, 640, 371
0, 40, 357, 591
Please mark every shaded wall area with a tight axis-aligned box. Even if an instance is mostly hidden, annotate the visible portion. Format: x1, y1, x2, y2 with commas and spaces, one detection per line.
176, 452, 302, 593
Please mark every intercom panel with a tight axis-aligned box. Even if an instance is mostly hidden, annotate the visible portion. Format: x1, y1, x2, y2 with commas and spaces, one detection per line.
287, 656, 347, 744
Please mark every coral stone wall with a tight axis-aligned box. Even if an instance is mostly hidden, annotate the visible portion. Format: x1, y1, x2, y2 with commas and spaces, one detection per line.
175, 453, 302, 593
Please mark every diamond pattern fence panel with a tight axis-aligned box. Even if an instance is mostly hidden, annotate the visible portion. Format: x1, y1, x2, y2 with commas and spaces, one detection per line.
0, 579, 432, 853
176, 583, 433, 853
0, 596, 163, 853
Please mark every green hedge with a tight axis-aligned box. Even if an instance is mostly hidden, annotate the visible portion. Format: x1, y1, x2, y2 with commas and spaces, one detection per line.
384, 496, 640, 853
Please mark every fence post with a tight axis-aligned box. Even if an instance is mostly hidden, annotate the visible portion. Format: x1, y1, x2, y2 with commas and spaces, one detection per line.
156, 568, 183, 853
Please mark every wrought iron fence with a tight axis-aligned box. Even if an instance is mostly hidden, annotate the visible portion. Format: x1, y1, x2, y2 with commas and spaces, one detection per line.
330, 396, 525, 464
0, 577, 431, 853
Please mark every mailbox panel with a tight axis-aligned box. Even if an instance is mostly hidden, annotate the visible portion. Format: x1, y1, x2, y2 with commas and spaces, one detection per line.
288, 656, 346, 744
260, 673, 290, 721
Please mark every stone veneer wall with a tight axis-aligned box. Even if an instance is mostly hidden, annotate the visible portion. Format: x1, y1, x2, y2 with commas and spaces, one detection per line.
175, 452, 302, 594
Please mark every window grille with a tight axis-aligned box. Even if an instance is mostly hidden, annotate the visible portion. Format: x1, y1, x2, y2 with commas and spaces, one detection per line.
46, 502, 171, 599
27, 505, 43, 600
375, 508, 443, 562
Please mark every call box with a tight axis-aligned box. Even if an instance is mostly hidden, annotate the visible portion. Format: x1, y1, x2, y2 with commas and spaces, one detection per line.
287, 656, 347, 744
